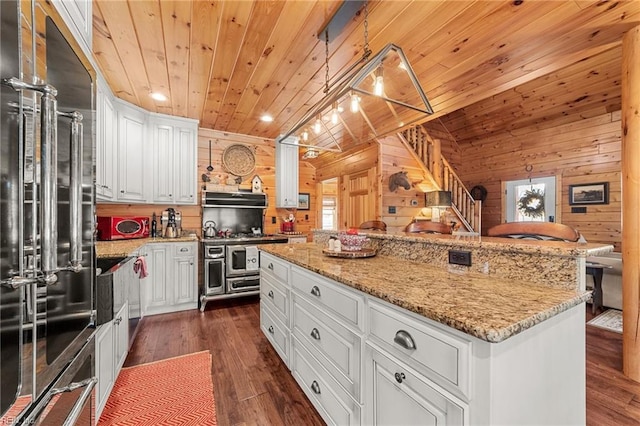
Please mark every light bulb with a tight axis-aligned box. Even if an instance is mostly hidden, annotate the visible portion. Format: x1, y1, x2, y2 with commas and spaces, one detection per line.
302, 130, 309, 141
331, 102, 339, 125
350, 93, 360, 113
313, 117, 322, 134
374, 66, 384, 96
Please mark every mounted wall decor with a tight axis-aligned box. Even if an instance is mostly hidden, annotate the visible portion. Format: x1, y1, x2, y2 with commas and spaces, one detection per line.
222, 144, 256, 176
569, 182, 609, 205
470, 185, 488, 202
298, 193, 310, 210
388, 171, 411, 191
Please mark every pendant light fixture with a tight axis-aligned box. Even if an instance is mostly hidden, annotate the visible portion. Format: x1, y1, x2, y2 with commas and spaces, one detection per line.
279, 0, 434, 154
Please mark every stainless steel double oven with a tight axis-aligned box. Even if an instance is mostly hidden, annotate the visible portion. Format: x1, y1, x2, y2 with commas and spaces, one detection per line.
200, 192, 287, 310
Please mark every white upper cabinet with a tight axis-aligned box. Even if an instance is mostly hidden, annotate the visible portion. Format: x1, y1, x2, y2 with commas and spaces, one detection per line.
276, 135, 299, 208
115, 100, 148, 202
149, 114, 198, 205
51, 0, 92, 57
95, 91, 199, 204
96, 77, 116, 201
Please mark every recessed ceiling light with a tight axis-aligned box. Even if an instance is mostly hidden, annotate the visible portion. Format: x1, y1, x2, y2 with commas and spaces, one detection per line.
150, 92, 167, 101
260, 114, 274, 123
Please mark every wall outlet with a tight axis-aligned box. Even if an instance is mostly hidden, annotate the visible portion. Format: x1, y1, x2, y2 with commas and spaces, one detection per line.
449, 250, 472, 266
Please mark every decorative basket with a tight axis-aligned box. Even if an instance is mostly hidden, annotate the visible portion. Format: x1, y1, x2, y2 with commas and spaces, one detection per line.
222, 144, 256, 176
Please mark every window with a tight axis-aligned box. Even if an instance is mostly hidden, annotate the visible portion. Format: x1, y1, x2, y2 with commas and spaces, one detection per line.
322, 196, 337, 230
505, 176, 556, 222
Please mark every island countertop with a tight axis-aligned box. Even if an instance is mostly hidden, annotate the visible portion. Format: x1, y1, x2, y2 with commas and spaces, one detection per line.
260, 243, 591, 343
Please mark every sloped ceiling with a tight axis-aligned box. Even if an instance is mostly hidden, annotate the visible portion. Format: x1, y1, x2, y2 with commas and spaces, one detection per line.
92, 0, 640, 146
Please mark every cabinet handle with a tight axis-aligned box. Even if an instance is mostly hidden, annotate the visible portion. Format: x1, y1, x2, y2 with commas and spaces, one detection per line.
120, 190, 124, 193
310, 380, 321, 395
169, 194, 172, 197
395, 372, 406, 384
310, 285, 321, 297
268, 290, 274, 299
268, 263, 274, 270
180, 247, 188, 252
393, 330, 416, 350
310, 328, 320, 340
268, 325, 274, 334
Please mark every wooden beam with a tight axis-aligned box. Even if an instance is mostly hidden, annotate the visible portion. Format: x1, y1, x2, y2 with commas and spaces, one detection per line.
622, 24, 640, 383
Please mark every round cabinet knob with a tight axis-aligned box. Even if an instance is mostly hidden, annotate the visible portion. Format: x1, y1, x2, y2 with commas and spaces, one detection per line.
268, 326, 274, 334
268, 290, 274, 299
395, 372, 406, 384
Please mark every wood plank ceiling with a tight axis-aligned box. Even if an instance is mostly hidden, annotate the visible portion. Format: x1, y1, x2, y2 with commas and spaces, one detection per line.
92, 0, 640, 147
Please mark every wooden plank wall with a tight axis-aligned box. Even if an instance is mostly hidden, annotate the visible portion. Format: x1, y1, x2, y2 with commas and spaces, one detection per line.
96, 128, 317, 236
453, 111, 621, 250
379, 134, 439, 233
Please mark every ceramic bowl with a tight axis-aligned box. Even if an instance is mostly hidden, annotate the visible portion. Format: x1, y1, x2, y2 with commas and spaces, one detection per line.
338, 233, 368, 251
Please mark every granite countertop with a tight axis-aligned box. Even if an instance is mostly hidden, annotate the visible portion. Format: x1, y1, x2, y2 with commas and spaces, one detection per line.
260, 243, 591, 343
96, 235, 199, 258
313, 229, 614, 257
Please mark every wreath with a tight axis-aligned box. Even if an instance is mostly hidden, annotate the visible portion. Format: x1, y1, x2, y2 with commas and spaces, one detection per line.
518, 188, 545, 218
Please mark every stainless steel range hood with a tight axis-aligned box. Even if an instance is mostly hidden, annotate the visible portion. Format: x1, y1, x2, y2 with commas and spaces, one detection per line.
202, 191, 268, 208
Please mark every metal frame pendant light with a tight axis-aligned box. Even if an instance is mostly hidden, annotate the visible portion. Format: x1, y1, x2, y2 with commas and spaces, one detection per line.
279, 1, 434, 154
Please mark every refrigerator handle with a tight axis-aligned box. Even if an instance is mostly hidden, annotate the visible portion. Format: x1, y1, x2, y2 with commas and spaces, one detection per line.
1, 77, 59, 285
39, 84, 59, 283
59, 110, 83, 272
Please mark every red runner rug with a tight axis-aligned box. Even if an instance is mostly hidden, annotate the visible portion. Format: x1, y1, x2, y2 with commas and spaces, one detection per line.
98, 351, 217, 426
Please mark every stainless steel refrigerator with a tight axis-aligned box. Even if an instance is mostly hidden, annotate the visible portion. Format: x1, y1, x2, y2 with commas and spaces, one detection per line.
1, 0, 96, 423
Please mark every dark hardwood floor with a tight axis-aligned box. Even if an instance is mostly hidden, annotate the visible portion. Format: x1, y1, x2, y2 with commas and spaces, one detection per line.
124, 296, 324, 425
125, 299, 640, 425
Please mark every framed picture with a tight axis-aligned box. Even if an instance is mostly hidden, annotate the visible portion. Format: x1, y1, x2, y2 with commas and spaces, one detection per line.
298, 193, 310, 210
568, 182, 609, 205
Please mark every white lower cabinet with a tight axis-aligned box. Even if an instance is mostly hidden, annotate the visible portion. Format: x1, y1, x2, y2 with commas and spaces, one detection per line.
141, 242, 198, 316
260, 302, 290, 366
291, 336, 362, 426
365, 343, 465, 426
95, 301, 129, 421
95, 321, 114, 420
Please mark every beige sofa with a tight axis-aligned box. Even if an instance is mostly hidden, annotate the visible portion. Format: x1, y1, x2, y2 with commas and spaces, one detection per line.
587, 252, 622, 311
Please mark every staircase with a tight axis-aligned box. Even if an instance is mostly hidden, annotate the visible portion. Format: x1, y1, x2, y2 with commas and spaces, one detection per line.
398, 126, 481, 233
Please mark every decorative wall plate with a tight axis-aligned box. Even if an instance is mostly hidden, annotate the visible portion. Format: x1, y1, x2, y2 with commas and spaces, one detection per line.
222, 144, 256, 176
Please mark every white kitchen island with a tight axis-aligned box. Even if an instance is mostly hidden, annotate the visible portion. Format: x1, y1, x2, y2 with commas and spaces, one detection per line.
259, 236, 611, 425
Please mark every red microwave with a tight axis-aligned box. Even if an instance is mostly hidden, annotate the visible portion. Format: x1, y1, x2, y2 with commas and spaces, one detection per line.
97, 216, 150, 241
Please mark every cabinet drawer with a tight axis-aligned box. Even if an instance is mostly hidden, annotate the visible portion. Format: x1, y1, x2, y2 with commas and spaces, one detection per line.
291, 336, 361, 426
173, 243, 195, 256
260, 252, 289, 284
291, 266, 364, 332
260, 303, 289, 367
292, 293, 362, 401
366, 345, 465, 425
261, 274, 289, 326
368, 300, 471, 400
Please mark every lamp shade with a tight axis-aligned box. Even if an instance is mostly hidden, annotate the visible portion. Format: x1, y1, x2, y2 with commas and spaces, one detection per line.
425, 191, 452, 208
